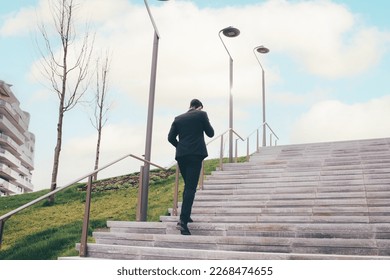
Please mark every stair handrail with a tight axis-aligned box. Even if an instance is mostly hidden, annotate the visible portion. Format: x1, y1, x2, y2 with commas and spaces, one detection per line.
0, 153, 167, 254
236, 127, 260, 161
264, 122, 279, 146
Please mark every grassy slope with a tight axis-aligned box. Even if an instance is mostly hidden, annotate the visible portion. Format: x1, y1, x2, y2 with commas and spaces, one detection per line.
0, 158, 225, 260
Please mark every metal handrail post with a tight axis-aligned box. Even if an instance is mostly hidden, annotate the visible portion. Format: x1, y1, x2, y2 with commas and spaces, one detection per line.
172, 164, 180, 216
264, 122, 279, 144
136, 166, 144, 221
0, 218, 5, 249
246, 137, 250, 161
256, 129, 259, 152
235, 138, 238, 163
219, 134, 224, 171
199, 161, 205, 190
79, 175, 94, 257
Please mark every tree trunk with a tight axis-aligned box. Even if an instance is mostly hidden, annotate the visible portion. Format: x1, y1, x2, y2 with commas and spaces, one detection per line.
49, 106, 64, 203
93, 123, 102, 181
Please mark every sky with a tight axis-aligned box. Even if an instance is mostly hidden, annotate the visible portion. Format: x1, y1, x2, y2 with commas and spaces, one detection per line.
1, 0, 390, 191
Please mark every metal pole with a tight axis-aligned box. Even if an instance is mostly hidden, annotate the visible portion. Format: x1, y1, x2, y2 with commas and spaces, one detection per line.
253, 46, 269, 147
140, 30, 159, 221
139, 0, 161, 221
219, 27, 240, 163
262, 68, 266, 147
229, 57, 234, 162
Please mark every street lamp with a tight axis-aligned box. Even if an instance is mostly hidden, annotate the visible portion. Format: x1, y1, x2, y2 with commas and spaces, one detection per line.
253, 45, 269, 147
139, 0, 169, 222
218, 26, 240, 163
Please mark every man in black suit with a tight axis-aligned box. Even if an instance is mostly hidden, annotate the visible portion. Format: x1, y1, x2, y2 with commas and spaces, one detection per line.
168, 99, 215, 235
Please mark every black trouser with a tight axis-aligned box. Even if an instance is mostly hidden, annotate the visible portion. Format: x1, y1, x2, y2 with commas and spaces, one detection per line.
177, 155, 203, 224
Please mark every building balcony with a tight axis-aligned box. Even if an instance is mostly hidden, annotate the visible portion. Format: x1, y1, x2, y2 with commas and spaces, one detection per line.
19, 152, 34, 170
0, 133, 34, 170
0, 177, 22, 195
0, 114, 25, 145
0, 133, 19, 153
0, 163, 12, 180
0, 147, 21, 168
15, 177, 33, 192
0, 164, 33, 193
0, 100, 29, 131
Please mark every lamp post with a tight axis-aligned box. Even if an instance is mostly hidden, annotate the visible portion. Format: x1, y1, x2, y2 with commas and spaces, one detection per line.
218, 26, 240, 163
253, 45, 269, 147
138, 0, 169, 222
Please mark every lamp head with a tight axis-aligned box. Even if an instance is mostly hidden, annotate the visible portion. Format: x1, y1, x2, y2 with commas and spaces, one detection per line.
255, 45, 270, 54
221, 26, 240, 38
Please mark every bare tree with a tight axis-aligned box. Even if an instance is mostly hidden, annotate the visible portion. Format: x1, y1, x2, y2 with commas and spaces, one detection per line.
91, 53, 111, 181
37, 0, 94, 202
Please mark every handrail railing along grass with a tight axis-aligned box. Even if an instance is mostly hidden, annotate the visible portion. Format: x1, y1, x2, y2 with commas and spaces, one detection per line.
0, 153, 167, 257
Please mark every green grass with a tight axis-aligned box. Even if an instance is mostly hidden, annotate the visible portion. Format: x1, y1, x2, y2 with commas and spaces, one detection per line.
0, 158, 236, 260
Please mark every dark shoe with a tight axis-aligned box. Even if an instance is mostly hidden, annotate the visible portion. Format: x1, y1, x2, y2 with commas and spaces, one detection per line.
181, 228, 191, 235
176, 221, 191, 235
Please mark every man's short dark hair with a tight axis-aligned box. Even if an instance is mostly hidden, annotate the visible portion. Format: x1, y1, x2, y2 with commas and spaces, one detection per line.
190, 99, 203, 109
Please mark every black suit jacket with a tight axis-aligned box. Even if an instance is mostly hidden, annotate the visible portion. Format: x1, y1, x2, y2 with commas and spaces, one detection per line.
168, 109, 215, 160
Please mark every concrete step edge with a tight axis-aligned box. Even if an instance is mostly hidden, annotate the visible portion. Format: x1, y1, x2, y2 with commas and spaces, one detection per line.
77, 243, 390, 260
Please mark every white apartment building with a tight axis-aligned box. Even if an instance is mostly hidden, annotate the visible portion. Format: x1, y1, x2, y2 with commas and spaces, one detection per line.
0, 80, 35, 196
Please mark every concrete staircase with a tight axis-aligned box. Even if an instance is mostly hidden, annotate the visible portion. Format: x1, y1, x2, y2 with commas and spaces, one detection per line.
76, 137, 390, 259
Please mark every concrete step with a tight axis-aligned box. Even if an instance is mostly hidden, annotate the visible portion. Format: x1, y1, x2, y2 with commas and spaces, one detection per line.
195, 190, 390, 201
190, 198, 387, 208
202, 180, 390, 189
194, 192, 369, 201
91, 231, 390, 257
210, 168, 390, 179
197, 187, 390, 196
76, 243, 390, 260
159, 214, 390, 224
106, 221, 390, 239
169, 206, 390, 217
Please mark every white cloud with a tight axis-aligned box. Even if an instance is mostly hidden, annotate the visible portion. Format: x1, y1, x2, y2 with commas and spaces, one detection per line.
2, 0, 390, 189
290, 95, 390, 144
270, 88, 332, 106
20, 0, 388, 103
